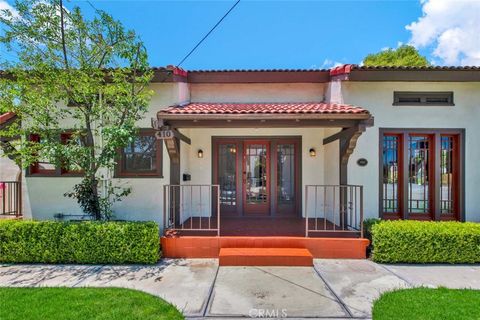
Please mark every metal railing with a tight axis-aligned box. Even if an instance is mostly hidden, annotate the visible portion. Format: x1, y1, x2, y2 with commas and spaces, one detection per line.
163, 184, 220, 236
305, 185, 363, 237
0, 181, 22, 217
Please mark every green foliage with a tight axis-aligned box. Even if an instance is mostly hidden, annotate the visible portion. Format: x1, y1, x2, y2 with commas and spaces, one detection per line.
363, 45, 430, 67
363, 218, 381, 256
364, 218, 381, 243
372, 220, 480, 263
373, 288, 480, 320
0, 220, 160, 264
0, 0, 153, 219
0, 288, 184, 320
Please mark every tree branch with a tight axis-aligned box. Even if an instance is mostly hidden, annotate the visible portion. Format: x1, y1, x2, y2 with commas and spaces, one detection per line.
59, 0, 69, 70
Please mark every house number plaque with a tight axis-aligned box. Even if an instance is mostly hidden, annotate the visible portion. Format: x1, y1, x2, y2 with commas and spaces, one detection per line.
357, 158, 368, 167
155, 130, 174, 140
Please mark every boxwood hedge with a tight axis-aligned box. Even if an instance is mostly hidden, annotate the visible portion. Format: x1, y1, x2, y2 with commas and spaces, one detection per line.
372, 220, 480, 264
0, 220, 160, 264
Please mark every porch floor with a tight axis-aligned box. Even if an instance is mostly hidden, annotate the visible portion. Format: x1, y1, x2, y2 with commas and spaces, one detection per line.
172, 216, 359, 237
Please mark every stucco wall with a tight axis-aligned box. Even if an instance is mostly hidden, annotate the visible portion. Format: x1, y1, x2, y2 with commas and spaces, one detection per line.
20, 79, 480, 224
24, 82, 181, 224
190, 83, 325, 103
343, 81, 480, 221
179, 127, 334, 218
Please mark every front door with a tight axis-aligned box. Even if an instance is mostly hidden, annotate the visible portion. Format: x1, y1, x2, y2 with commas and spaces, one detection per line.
213, 137, 300, 217
243, 141, 270, 215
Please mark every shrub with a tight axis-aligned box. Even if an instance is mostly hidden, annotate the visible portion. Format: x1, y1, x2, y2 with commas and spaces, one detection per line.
364, 218, 381, 255
372, 220, 480, 264
0, 220, 160, 264
364, 218, 381, 242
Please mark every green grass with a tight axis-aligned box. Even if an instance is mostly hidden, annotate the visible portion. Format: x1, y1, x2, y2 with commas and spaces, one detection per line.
373, 287, 480, 320
0, 287, 184, 320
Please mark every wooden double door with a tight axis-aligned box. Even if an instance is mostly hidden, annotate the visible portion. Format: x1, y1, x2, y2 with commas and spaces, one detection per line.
213, 137, 301, 216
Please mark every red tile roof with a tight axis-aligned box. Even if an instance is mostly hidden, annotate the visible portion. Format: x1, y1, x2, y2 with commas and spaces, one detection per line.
160, 103, 369, 115
0, 112, 16, 125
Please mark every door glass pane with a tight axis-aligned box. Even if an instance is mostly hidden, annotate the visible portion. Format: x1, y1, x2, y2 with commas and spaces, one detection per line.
383, 135, 400, 214
277, 144, 295, 205
408, 135, 431, 214
218, 144, 237, 206
441, 136, 455, 215
245, 144, 268, 204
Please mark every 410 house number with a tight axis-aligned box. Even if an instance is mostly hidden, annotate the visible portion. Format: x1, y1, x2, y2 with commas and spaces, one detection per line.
155, 130, 174, 140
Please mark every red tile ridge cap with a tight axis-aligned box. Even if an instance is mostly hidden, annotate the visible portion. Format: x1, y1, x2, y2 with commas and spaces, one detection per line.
329, 64, 355, 76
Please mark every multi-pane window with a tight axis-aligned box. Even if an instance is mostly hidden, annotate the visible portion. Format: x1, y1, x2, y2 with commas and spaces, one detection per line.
393, 92, 454, 106
381, 130, 462, 221
29, 133, 83, 176
116, 130, 162, 177
440, 135, 458, 216
277, 143, 295, 205
218, 143, 237, 206
29, 134, 56, 175
245, 143, 268, 205
382, 135, 401, 215
408, 135, 432, 215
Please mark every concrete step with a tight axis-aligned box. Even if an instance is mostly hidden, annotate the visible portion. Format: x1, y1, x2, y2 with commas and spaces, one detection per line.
219, 247, 313, 266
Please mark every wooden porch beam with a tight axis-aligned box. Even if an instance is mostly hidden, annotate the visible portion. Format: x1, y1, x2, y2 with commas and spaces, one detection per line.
152, 118, 191, 145
172, 128, 191, 145
339, 127, 365, 166
337, 118, 374, 185
323, 126, 362, 145
164, 137, 180, 165
323, 118, 373, 145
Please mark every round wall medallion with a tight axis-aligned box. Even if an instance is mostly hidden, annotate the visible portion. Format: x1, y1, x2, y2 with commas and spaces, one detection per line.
357, 158, 368, 167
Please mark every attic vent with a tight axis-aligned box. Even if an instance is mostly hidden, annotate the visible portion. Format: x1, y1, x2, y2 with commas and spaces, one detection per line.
393, 92, 454, 106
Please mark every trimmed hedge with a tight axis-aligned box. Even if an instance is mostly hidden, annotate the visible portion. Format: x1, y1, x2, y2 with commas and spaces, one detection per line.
372, 220, 480, 263
0, 220, 160, 264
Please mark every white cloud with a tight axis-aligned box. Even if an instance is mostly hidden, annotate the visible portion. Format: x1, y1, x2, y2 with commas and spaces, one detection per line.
406, 0, 480, 66
0, 0, 18, 19
320, 59, 343, 69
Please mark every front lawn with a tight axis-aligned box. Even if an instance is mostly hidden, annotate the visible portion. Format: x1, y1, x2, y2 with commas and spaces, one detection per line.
373, 287, 480, 320
0, 287, 183, 320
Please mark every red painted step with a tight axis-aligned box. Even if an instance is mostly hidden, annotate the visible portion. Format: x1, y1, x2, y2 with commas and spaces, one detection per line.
219, 247, 313, 266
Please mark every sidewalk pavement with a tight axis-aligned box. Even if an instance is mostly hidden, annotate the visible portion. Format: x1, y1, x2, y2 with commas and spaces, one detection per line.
1, 259, 479, 319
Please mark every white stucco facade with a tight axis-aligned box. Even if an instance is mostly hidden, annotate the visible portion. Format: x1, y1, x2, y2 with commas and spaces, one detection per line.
344, 82, 480, 222
14, 71, 480, 224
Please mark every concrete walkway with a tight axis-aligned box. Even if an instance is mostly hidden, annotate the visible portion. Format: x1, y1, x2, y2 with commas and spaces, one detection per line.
1, 259, 480, 319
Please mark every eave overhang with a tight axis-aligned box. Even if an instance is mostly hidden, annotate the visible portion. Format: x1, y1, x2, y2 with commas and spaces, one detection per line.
156, 103, 373, 128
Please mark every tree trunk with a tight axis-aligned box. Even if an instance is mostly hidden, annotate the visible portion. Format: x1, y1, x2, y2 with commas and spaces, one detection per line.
89, 175, 101, 220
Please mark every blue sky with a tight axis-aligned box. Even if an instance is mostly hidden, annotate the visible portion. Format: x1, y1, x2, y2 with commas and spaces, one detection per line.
73, 0, 424, 69
2, 1, 479, 68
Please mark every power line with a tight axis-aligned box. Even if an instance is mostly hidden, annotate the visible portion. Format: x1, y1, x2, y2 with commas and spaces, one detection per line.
176, 0, 241, 67
86, 0, 100, 12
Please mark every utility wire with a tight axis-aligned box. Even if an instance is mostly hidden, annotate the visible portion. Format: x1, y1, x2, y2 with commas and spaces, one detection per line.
86, 0, 99, 12
176, 0, 241, 67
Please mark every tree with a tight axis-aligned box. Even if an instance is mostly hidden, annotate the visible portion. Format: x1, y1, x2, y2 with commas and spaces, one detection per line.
0, 0, 153, 220
363, 45, 430, 67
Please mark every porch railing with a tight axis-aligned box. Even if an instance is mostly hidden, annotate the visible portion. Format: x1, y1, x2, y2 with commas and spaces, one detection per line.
0, 181, 22, 217
163, 184, 220, 236
305, 185, 363, 237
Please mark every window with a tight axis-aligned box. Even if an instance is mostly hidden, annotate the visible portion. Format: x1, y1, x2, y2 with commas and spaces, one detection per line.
393, 92, 454, 106
382, 134, 402, 215
28, 133, 83, 176
380, 129, 462, 221
116, 129, 162, 177
29, 134, 57, 175
60, 132, 83, 175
